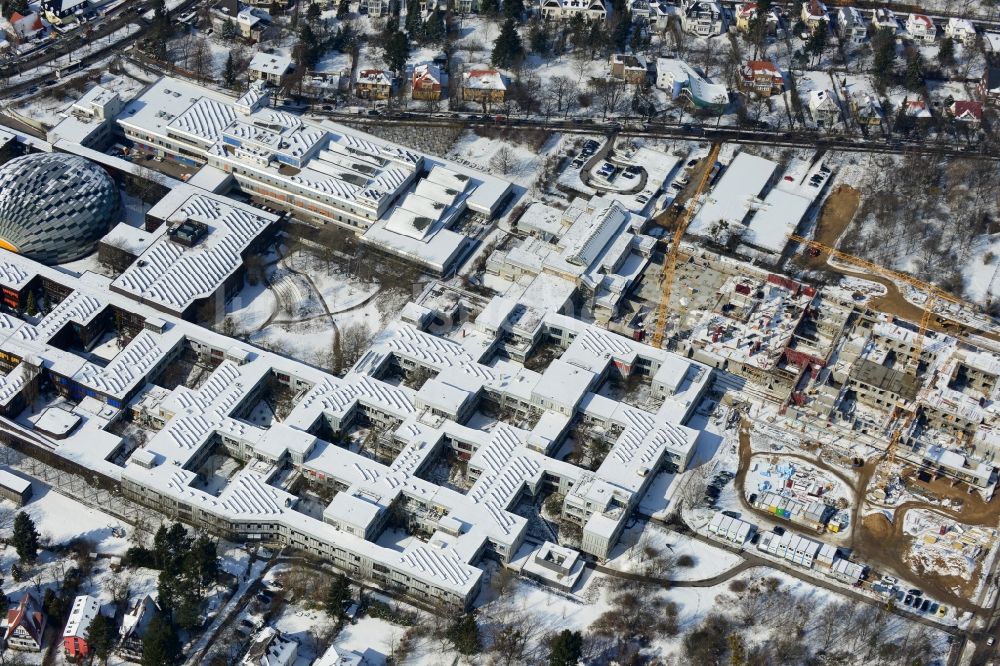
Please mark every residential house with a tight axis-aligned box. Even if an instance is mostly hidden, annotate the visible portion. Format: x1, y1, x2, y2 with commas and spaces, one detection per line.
978, 67, 1000, 104
41, 0, 86, 25
412, 63, 445, 101
986, 31, 1000, 53
680, 0, 724, 36
906, 13, 936, 43
462, 68, 506, 106
118, 596, 159, 662
850, 94, 883, 127
735, 3, 778, 34
837, 6, 867, 45
355, 69, 394, 100
739, 60, 783, 96
809, 89, 841, 126
242, 627, 298, 666
314, 645, 365, 666
651, 2, 671, 31
871, 8, 899, 34
362, 0, 396, 17
63, 595, 101, 660
3, 593, 46, 652
7, 12, 45, 41
950, 100, 983, 124
800, 0, 829, 33
945, 17, 977, 44
210, 0, 272, 42
539, 0, 608, 23
656, 57, 729, 111
455, 0, 479, 12
609, 54, 648, 84
248, 52, 294, 87
903, 98, 933, 121
629, 0, 650, 20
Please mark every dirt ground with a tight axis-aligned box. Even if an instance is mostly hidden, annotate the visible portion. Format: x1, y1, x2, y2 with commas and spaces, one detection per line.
814, 185, 861, 248
793, 185, 1000, 342
738, 418, 1000, 611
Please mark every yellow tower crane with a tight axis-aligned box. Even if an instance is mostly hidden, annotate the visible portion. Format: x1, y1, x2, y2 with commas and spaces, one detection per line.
650, 143, 722, 349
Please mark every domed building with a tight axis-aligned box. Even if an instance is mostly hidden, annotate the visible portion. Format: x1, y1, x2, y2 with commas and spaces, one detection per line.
0, 153, 121, 265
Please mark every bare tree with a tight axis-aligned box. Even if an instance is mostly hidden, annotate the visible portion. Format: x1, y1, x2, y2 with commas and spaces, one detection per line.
489, 146, 518, 175
190, 36, 214, 83
340, 322, 374, 365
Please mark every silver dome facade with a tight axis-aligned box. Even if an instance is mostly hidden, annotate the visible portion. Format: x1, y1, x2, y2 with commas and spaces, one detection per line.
0, 153, 121, 265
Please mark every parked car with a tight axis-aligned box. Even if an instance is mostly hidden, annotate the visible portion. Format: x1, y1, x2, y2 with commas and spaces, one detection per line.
904, 595, 914, 606
920, 599, 931, 612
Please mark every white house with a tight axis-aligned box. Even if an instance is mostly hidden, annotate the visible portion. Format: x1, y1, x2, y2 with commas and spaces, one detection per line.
871, 8, 899, 33
800, 0, 829, 32
680, 0, 724, 37
945, 17, 977, 44
906, 13, 936, 43
836, 6, 866, 45
809, 89, 841, 127
539, 0, 608, 22
248, 52, 295, 87
242, 628, 298, 666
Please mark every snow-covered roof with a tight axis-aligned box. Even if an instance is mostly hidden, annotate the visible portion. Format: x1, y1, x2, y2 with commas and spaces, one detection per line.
690, 153, 777, 236
463, 68, 506, 91
249, 52, 294, 76
743, 188, 812, 254
62, 595, 100, 640
110, 185, 279, 315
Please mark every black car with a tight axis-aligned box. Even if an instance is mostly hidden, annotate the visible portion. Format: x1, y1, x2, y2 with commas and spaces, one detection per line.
904, 594, 914, 605
773, 526, 786, 536
920, 599, 931, 612
908, 588, 923, 596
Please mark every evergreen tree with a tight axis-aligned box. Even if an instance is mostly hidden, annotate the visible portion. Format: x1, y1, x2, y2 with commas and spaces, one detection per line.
337, 0, 350, 19
12, 512, 38, 563
325, 573, 351, 625
148, 0, 172, 60
491, 18, 523, 69
223, 51, 239, 89
220, 18, 238, 41
610, 7, 630, 50
1, 0, 28, 17
307, 1, 322, 23
299, 23, 322, 68
528, 20, 549, 56
405, 0, 422, 36
938, 36, 955, 68
446, 613, 481, 655
383, 30, 410, 75
547, 629, 583, 666
479, 0, 499, 16
502, 0, 524, 20
871, 27, 896, 90
587, 19, 606, 56
183, 534, 219, 591
806, 25, 827, 62
422, 6, 446, 44
172, 588, 202, 630
86, 613, 116, 666
156, 569, 177, 616
904, 50, 924, 91
25, 291, 36, 317
141, 615, 181, 666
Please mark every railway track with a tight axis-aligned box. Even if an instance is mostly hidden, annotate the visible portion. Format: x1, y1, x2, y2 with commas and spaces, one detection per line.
332, 112, 998, 160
